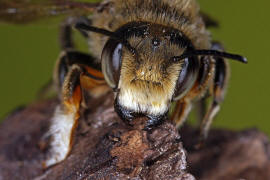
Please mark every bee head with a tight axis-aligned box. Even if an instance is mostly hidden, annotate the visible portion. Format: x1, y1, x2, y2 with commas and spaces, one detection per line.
75, 21, 247, 122
101, 22, 200, 117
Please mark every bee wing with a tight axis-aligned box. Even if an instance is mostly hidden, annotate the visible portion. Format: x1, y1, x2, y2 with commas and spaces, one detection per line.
0, 0, 101, 24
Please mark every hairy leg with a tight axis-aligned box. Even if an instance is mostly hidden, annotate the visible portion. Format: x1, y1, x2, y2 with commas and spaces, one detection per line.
199, 42, 230, 141
44, 50, 107, 167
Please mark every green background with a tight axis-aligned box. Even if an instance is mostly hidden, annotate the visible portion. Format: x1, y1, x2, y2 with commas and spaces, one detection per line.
0, 0, 269, 134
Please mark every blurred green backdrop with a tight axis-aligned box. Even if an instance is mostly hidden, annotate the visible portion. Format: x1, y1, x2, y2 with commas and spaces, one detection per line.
0, 0, 269, 134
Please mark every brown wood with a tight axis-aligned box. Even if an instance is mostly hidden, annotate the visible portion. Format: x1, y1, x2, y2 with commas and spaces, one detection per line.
0, 93, 269, 180
0, 93, 193, 180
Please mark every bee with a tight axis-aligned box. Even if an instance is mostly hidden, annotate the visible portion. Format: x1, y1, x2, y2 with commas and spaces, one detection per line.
0, 0, 247, 167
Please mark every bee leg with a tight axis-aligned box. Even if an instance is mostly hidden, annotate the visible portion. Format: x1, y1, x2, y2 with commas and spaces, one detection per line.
44, 51, 105, 167
193, 54, 215, 123
59, 17, 90, 50
195, 96, 207, 123
36, 18, 92, 99
54, 50, 107, 111
53, 50, 102, 92
60, 18, 75, 50
199, 42, 229, 141
171, 56, 213, 128
172, 99, 192, 128
44, 64, 83, 167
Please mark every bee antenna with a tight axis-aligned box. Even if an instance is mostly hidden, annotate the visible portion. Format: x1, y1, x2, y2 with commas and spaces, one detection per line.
75, 21, 138, 56
172, 50, 247, 64
75, 22, 116, 39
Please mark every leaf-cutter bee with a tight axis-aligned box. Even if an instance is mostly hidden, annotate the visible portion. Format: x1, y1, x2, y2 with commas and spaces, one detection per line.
0, 0, 247, 167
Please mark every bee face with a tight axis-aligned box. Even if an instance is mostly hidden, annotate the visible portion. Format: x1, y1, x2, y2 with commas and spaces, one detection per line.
102, 23, 200, 117
118, 37, 183, 116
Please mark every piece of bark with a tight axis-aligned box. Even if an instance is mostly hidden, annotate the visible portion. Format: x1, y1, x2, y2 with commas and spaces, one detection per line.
180, 126, 270, 180
1, 92, 270, 180
0, 93, 194, 180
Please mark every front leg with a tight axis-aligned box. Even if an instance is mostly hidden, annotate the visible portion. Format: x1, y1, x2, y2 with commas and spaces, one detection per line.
44, 51, 107, 167
44, 64, 83, 167
172, 99, 192, 128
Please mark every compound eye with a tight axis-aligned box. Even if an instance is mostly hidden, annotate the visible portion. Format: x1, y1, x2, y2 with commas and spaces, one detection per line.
101, 39, 123, 89
173, 56, 200, 100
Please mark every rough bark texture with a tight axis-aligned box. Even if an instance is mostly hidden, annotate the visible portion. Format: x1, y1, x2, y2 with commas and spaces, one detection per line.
0, 93, 194, 180
0, 93, 269, 180
180, 127, 270, 180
